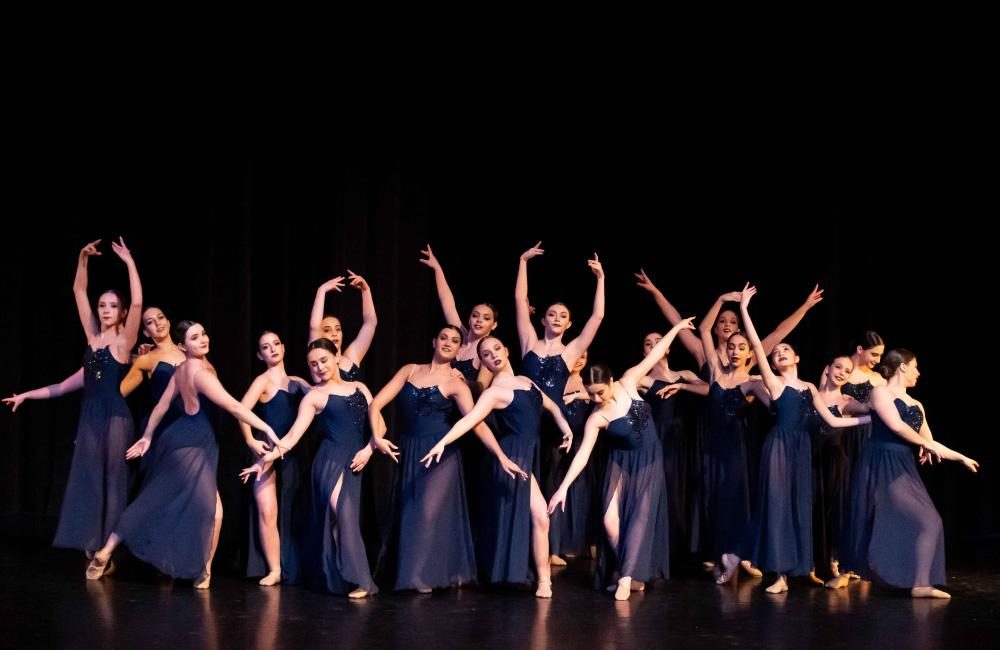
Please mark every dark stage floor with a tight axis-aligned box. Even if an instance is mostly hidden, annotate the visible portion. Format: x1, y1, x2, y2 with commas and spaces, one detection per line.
2, 548, 998, 649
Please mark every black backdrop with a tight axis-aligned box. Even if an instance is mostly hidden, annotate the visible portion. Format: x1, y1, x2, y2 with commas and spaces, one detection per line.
1, 145, 994, 571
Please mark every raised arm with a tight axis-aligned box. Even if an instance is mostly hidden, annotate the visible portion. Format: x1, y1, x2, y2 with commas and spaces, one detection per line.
419, 244, 463, 328
562, 254, 605, 365
635, 269, 706, 365
622, 318, 696, 386
74, 239, 101, 338
698, 292, 739, 382
194, 369, 278, 445
758, 284, 823, 355
111, 237, 143, 351
341, 270, 377, 367
547, 413, 603, 514
308, 276, 345, 342
738, 285, 785, 398
515, 241, 544, 356
3, 368, 85, 412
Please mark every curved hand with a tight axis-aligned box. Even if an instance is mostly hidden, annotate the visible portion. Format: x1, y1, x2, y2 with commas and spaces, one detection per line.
720, 290, 743, 302
3, 394, 26, 412
347, 269, 369, 292
499, 456, 528, 481
421, 442, 446, 467
350, 444, 374, 472
961, 455, 980, 473
125, 437, 150, 460
587, 253, 604, 279
80, 239, 102, 258
247, 438, 271, 458
634, 268, 657, 292
739, 283, 757, 307
110, 236, 134, 265
655, 383, 682, 400
520, 241, 544, 261
136, 343, 154, 356
372, 436, 400, 462
418, 243, 441, 270
803, 284, 824, 309
559, 430, 573, 452
320, 276, 345, 293
240, 461, 273, 484
547, 487, 568, 515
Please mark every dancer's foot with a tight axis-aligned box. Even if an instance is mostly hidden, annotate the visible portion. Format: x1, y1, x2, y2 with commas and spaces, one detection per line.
614, 577, 632, 601
741, 560, 763, 577
830, 560, 841, 577
716, 554, 739, 585
808, 570, 825, 585
85, 552, 110, 580
258, 571, 281, 587
348, 589, 369, 599
416, 587, 433, 594
194, 569, 211, 590
825, 574, 850, 589
911, 586, 951, 599
549, 555, 567, 567
535, 580, 552, 599
766, 574, 789, 594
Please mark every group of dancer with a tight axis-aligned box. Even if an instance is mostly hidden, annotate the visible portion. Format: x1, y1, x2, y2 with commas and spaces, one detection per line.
4, 238, 979, 602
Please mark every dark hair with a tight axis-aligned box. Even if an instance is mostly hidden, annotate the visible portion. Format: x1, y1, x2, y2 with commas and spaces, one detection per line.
852, 330, 885, 352
307, 338, 340, 356
435, 324, 463, 340
583, 364, 613, 386
470, 303, 499, 322
544, 301, 571, 319
877, 348, 915, 380
174, 319, 198, 343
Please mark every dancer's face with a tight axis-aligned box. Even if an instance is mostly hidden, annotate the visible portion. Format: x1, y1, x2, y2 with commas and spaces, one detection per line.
468, 305, 497, 338
643, 333, 667, 358
98, 292, 125, 328
857, 344, 884, 370
142, 308, 170, 341
433, 327, 462, 362
586, 381, 613, 404
319, 316, 343, 348
727, 334, 751, 367
478, 337, 509, 372
714, 309, 739, 342
770, 343, 799, 370
307, 346, 338, 382
183, 323, 210, 357
827, 357, 854, 386
541, 303, 571, 336
257, 332, 285, 367
571, 349, 588, 374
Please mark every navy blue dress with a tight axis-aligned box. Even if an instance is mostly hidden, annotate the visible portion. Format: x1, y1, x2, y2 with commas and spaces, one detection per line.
840, 398, 945, 588
54, 346, 134, 554
246, 382, 308, 580
480, 385, 543, 584
451, 358, 478, 383
742, 387, 814, 577
116, 394, 219, 579
301, 389, 378, 595
548, 396, 594, 556
136, 361, 180, 482
520, 351, 570, 500
340, 363, 362, 382
704, 382, 752, 558
644, 379, 689, 555
811, 404, 848, 578
841, 380, 874, 476
596, 398, 670, 584
385, 383, 477, 590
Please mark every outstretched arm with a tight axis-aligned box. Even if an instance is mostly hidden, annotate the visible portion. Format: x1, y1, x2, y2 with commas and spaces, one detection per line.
562, 254, 605, 366
308, 276, 345, 342
3, 368, 85, 411
342, 270, 377, 367
548, 414, 603, 514
515, 241, 543, 356
419, 244, 463, 328
809, 385, 868, 428
126, 374, 180, 459
421, 388, 505, 465
699, 291, 742, 382
760, 285, 823, 355
540, 389, 576, 451
194, 369, 278, 445
73, 239, 101, 338
236, 375, 271, 457
870, 387, 977, 471
450, 380, 527, 480
635, 269, 706, 366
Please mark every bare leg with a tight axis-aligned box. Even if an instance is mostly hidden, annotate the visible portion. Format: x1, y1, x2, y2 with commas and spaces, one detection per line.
716, 553, 739, 585
530, 476, 552, 598
194, 493, 224, 589
254, 468, 282, 586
